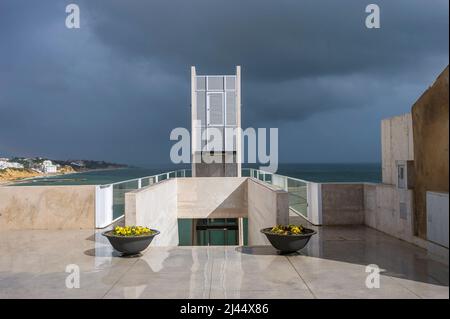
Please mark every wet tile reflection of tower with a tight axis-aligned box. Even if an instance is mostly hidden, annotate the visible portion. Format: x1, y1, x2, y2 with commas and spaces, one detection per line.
191, 66, 242, 177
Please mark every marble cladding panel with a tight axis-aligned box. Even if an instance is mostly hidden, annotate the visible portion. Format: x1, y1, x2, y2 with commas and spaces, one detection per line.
177, 177, 248, 219
364, 183, 414, 243
126, 177, 289, 247
321, 183, 365, 225
247, 178, 289, 246
126, 179, 179, 246
0, 185, 96, 230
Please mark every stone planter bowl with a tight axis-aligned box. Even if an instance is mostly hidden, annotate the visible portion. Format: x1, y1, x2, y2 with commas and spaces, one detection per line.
102, 229, 160, 256
260, 227, 316, 254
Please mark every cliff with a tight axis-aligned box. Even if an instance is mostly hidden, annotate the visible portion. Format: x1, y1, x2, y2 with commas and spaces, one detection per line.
58, 165, 76, 174
0, 165, 77, 183
0, 168, 41, 182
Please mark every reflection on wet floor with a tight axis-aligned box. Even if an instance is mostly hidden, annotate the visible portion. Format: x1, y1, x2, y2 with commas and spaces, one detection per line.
0, 224, 448, 299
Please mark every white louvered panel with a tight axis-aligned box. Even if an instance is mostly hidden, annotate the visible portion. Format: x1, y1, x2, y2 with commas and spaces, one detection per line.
225, 76, 236, 90
226, 91, 237, 126
200, 127, 207, 151
196, 76, 206, 90
224, 127, 237, 152
205, 126, 225, 152
207, 76, 224, 90
207, 92, 224, 126
196, 91, 206, 125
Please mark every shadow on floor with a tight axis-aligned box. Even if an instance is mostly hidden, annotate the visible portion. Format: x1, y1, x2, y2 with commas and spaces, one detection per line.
236, 246, 301, 256
84, 247, 125, 258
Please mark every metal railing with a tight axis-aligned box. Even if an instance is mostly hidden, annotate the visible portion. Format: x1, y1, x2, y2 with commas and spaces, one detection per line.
95, 169, 191, 228
95, 167, 309, 228
243, 168, 309, 219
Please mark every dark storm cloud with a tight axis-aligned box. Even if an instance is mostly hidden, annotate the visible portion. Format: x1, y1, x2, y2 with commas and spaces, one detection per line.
0, 0, 448, 164
84, 0, 447, 77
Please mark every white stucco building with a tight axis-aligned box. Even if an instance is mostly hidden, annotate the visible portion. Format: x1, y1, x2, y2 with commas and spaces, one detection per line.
0, 160, 24, 170
41, 160, 58, 174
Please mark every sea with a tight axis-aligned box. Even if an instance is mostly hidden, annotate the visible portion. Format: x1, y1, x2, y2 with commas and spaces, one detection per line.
11, 163, 381, 246
13, 163, 381, 186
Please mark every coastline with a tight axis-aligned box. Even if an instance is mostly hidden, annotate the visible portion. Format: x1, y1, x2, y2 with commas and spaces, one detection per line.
0, 167, 126, 186
1, 164, 382, 186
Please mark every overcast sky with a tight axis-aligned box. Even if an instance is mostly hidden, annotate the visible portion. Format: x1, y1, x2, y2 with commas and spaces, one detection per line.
0, 0, 448, 166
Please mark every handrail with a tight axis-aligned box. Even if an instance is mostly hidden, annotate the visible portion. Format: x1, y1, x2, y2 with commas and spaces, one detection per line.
248, 168, 310, 184
244, 168, 309, 219
95, 167, 311, 228
106, 168, 310, 187
102, 169, 189, 187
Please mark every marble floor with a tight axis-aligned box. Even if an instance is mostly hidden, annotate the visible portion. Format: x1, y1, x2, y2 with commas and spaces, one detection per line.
0, 223, 448, 299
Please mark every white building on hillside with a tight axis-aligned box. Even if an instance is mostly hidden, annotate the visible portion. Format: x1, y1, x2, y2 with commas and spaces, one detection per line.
0, 160, 24, 170
41, 160, 58, 174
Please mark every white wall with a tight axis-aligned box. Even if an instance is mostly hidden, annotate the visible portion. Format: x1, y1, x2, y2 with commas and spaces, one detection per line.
247, 178, 289, 245
177, 177, 247, 219
95, 185, 113, 228
125, 179, 178, 246
427, 191, 449, 248
307, 182, 322, 225
381, 113, 414, 185
364, 183, 414, 242
125, 177, 290, 247
0, 185, 96, 230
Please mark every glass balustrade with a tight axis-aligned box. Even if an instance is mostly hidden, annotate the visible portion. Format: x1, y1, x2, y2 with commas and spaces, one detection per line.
245, 168, 309, 219
112, 180, 139, 220
104, 168, 310, 227
107, 170, 190, 221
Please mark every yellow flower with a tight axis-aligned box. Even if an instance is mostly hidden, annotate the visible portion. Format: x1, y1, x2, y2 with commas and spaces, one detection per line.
270, 224, 304, 235
113, 225, 154, 236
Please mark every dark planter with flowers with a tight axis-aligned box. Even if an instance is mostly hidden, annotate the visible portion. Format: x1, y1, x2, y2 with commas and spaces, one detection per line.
261, 225, 316, 254
102, 226, 160, 256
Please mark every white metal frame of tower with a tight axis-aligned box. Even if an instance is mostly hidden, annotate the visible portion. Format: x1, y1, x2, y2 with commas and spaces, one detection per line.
191, 66, 242, 177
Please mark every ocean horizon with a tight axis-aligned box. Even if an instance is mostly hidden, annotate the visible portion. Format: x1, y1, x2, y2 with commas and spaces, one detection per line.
13, 163, 381, 186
